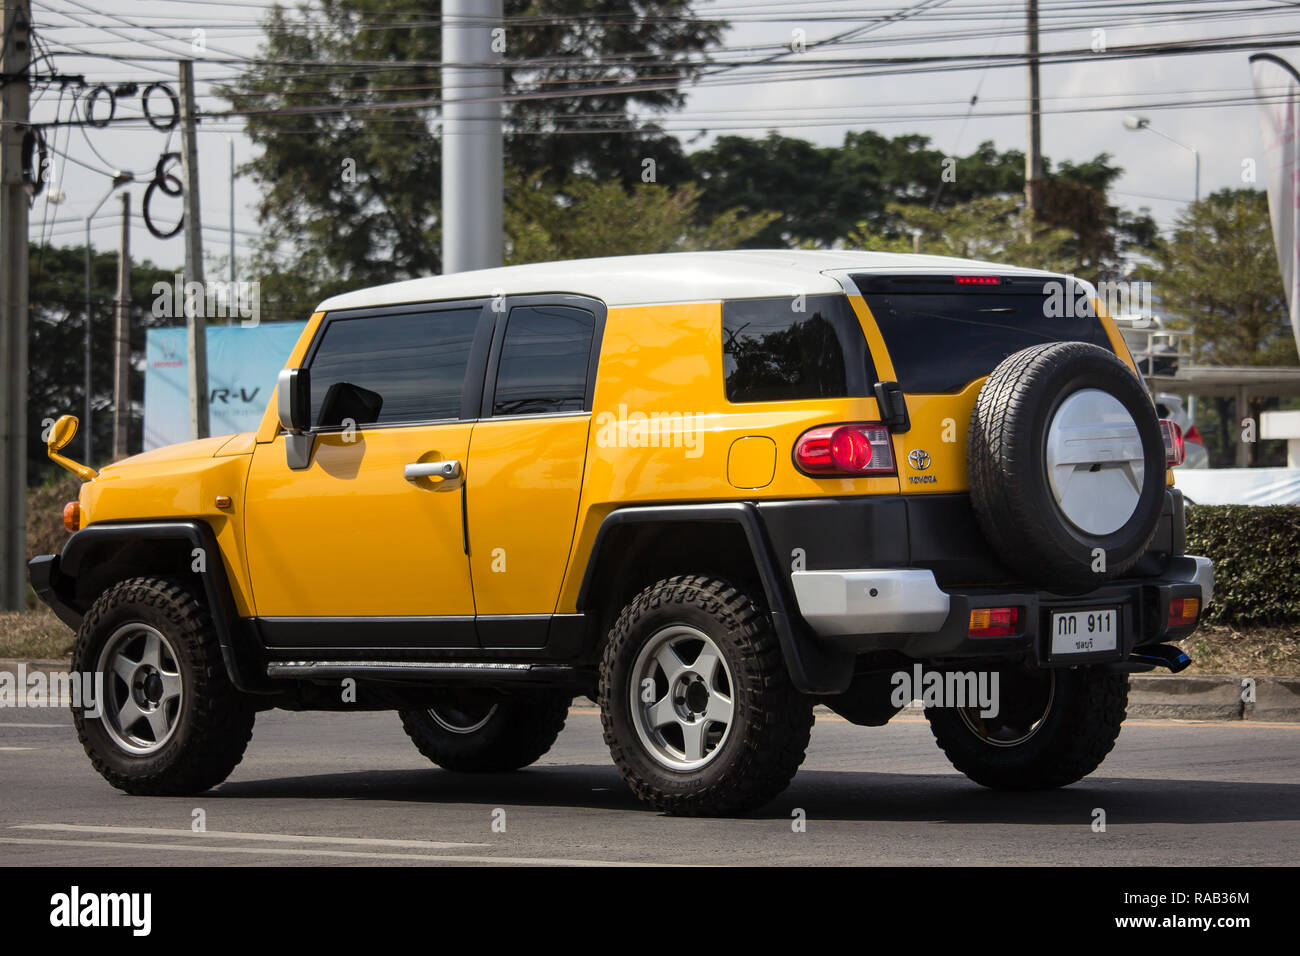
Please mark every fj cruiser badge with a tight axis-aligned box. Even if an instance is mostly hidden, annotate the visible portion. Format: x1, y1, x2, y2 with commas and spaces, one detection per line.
908, 448, 932, 470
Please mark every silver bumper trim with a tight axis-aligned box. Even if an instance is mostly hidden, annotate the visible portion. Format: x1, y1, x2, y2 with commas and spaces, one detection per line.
790, 569, 950, 637
1169, 554, 1214, 605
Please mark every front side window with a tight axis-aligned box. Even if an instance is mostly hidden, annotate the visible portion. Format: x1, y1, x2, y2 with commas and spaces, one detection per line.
492, 305, 596, 416
722, 295, 873, 403
308, 307, 480, 427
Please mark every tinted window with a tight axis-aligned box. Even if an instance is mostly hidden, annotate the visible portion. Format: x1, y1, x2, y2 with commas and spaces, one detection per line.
492, 305, 595, 416
722, 295, 872, 403
859, 282, 1113, 394
308, 307, 479, 426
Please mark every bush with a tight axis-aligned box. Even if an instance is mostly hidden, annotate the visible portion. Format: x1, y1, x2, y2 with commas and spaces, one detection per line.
26, 471, 79, 560
1185, 504, 1300, 627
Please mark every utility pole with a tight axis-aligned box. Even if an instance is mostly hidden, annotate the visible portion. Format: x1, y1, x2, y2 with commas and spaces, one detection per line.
0, 0, 31, 610
179, 59, 208, 438
441, 0, 503, 274
1024, 0, 1044, 222
112, 191, 130, 460
228, 137, 235, 313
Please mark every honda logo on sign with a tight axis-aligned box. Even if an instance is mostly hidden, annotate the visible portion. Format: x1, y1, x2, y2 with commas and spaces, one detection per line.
908, 448, 932, 471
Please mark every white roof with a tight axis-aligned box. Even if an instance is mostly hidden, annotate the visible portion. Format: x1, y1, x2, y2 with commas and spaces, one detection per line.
316, 249, 1062, 312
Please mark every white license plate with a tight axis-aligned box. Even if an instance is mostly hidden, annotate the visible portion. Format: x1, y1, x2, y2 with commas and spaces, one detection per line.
1050, 608, 1119, 656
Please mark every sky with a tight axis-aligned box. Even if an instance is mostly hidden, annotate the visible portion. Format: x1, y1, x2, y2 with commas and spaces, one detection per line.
22, 0, 1294, 280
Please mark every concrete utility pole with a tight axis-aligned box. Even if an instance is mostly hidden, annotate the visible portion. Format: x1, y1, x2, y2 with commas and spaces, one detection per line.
179, 59, 208, 438
112, 191, 131, 460
441, 0, 503, 274
1024, 0, 1044, 221
0, 0, 31, 609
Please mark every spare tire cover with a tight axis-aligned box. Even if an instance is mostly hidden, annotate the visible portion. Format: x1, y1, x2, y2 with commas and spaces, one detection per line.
967, 341, 1165, 591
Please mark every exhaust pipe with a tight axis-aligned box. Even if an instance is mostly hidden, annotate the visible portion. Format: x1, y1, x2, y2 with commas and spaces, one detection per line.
1130, 643, 1191, 673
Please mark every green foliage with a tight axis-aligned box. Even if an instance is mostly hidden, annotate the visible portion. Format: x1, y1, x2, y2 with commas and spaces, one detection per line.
220, 0, 721, 311
1152, 188, 1296, 367
27, 244, 176, 484
847, 197, 1078, 274
505, 173, 776, 263
1185, 505, 1300, 626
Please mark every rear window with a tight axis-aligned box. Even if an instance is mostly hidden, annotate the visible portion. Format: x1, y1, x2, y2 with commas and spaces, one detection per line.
722, 295, 874, 403
855, 275, 1114, 394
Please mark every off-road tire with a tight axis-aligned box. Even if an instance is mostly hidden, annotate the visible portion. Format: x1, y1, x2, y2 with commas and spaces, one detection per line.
72, 576, 256, 795
968, 341, 1166, 591
925, 665, 1128, 790
599, 575, 814, 816
399, 691, 571, 772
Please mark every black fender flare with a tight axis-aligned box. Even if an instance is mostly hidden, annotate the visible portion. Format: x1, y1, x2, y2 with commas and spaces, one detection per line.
33, 520, 271, 694
576, 503, 853, 694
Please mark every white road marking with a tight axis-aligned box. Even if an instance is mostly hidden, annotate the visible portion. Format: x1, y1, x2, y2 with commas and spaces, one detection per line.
0, 836, 662, 867
0, 746, 33, 751
14, 823, 488, 850
0, 722, 67, 728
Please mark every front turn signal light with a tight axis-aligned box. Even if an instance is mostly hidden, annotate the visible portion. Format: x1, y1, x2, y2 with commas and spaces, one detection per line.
62, 501, 81, 533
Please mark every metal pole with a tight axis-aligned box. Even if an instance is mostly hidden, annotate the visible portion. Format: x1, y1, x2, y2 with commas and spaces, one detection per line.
179, 59, 208, 438
112, 191, 131, 460
228, 137, 235, 311
83, 218, 92, 463
1024, 0, 1043, 221
441, 0, 503, 274
0, 0, 31, 608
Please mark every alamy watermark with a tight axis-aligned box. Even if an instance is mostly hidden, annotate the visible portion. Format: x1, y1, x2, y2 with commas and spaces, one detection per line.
890, 663, 1000, 718
594, 404, 704, 458
152, 274, 261, 327
0, 664, 103, 718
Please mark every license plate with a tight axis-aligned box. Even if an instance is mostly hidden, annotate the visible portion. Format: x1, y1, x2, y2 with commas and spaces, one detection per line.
1050, 608, 1119, 656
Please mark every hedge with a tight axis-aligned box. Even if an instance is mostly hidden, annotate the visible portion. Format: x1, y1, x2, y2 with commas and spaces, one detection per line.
1184, 504, 1300, 627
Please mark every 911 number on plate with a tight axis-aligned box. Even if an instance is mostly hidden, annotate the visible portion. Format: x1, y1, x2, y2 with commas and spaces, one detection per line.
1050, 608, 1118, 656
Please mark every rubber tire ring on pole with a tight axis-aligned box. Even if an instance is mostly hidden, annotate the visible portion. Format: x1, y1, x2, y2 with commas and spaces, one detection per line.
21, 126, 46, 197
142, 83, 180, 132
154, 153, 183, 196
85, 85, 116, 128
143, 174, 184, 239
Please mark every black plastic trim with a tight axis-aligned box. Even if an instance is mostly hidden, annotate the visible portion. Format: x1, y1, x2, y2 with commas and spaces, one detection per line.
577, 502, 855, 694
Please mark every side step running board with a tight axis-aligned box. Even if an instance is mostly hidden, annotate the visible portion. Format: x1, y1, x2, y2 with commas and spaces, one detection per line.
265, 660, 586, 687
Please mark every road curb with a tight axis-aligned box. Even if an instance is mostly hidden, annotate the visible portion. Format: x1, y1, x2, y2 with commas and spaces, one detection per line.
3, 660, 1298, 723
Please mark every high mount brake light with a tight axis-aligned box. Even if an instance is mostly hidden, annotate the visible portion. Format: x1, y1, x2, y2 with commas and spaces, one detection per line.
794, 423, 896, 476
1159, 419, 1185, 467
953, 275, 1001, 286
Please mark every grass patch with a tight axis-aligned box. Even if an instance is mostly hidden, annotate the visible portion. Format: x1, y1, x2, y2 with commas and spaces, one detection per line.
0, 608, 75, 660
1176, 624, 1300, 678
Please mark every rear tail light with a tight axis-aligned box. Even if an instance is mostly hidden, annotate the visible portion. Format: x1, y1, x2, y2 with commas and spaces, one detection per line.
62, 501, 80, 533
794, 423, 895, 476
1159, 419, 1185, 466
1169, 597, 1199, 627
969, 606, 1019, 637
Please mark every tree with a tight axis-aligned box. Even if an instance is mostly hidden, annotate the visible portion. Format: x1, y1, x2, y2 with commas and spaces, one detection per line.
505, 173, 775, 263
27, 245, 176, 484
847, 197, 1078, 274
1151, 188, 1297, 465
220, 0, 722, 311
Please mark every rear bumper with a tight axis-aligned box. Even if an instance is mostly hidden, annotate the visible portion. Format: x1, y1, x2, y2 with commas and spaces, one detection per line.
791, 554, 1213, 664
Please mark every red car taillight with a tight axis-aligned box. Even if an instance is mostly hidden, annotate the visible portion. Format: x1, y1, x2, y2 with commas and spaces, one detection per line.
969, 606, 1020, 637
1159, 419, 1185, 467
794, 423, 896, 476
1169, 597, 1199, 627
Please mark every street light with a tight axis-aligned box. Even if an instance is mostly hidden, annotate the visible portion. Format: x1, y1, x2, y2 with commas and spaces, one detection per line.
1123, 115, 1200, 204
82, 171, 133, 464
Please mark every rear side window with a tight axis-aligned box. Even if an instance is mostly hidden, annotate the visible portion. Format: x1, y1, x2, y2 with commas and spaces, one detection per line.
492, 305, 596, 416
308, 307, 480, 427
856, 276, 1114, 394
722, 295, 873, 403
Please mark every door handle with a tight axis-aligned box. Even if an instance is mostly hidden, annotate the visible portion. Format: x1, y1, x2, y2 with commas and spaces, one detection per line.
404, 459, 461, 481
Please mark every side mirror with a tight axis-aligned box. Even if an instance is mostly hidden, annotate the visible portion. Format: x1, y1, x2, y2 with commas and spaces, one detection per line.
48, 414, 79, 453
276, 368, 310, 434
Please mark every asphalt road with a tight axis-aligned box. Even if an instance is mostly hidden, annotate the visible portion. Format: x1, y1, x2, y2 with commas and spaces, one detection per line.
0, 706, 1296, 866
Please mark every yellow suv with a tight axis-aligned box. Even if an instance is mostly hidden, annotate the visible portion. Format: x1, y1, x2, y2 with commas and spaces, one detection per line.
31, 250, 1213, 815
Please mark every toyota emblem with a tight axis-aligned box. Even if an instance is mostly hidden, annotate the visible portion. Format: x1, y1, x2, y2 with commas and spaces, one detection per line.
908, 448, 932, 471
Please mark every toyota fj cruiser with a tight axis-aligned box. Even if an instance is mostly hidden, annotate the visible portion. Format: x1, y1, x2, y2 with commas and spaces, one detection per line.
31, 250, 1213, 815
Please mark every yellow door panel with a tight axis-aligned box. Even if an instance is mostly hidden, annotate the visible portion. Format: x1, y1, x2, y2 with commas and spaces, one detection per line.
244, 425, 473, 617
467, 416, 590, 615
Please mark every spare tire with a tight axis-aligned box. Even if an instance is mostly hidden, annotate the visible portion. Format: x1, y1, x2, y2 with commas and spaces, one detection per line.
968, 341, 1165, 591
